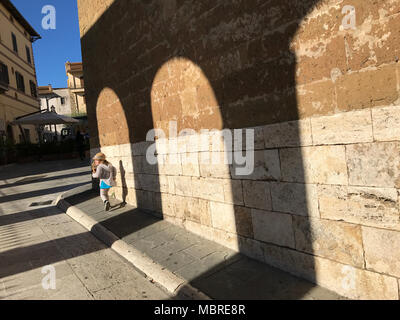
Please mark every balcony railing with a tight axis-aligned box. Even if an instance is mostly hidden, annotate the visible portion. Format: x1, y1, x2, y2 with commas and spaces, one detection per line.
69, 85, 85, 90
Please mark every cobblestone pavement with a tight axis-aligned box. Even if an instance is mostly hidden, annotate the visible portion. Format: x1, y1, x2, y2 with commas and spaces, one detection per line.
0, 159, 171, 300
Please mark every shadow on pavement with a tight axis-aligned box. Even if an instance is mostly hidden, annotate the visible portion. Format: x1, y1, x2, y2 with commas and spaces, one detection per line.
0, 182, 91, 204
0, 171, 91, 190
0, 231, 107, 280
0, 195, 159, 282
0, 207, 62, 227
0, 159, 90, 181
64, 190, 162, 239
180, 254, 341, 300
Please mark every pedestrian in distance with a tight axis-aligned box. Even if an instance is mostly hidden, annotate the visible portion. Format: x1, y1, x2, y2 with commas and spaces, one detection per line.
92, 152, 117, 211
75, 130, 85, 160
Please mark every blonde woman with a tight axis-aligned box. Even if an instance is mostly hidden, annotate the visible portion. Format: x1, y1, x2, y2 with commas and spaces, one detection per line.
92, 152, 117, 211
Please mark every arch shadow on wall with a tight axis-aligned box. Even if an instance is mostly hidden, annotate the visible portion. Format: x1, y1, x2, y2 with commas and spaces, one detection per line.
81, 0, 325, 299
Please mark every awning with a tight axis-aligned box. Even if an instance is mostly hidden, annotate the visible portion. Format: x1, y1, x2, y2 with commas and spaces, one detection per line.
11, 111, 80, 126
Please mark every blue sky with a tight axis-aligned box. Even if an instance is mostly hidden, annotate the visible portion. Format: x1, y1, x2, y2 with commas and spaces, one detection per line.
12, 0, 82, 88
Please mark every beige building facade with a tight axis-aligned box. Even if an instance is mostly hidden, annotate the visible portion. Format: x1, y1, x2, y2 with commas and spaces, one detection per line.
0, 0, 41, 144
38, 62, 87, 137
38, 85, 73, 135
65, 62, 86, 116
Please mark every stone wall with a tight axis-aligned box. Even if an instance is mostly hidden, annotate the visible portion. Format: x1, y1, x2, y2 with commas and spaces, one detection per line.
78, 0, 400, 299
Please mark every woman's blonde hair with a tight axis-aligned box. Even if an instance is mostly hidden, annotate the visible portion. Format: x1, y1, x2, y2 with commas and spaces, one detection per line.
93, 152, 111, 166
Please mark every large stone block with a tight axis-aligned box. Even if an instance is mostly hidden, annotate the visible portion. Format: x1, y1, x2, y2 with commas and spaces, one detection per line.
135, 190, 156, 212
125, 173, 137, 189
263, 119, 313, 148
293, 216, 364, 267
167, 176, 176, 194
155, 138, 170, 155
173, 176, 193, 197
261, 242, 316, 282
296, 80, 337, 118
232, 126, 265, 151
362, 227, 400, 278
129, 156, 142, 174
222, 179, 244, 206
186, 133, 209, 153
158, 175, 169, 193
313, 256, 399, 300
171, 195, 188, 220
242, 180, 272, 210
125, 188, 137, 207
245, 126, 265, 150
336, 65, 398, 111
311, 109, 373, 145
140, 156, 158, 175
347, 142, 400, 188
262, 239, 398, 299
174, 196, 211, 226
195, 198, 212, 227
183, 220, 239, 252
372, 106, 400, 142
119, 157, 134, 174
210, 202, 253, 237
270, 182, 319, 217
176, 135, 191, 154
181, 152, 200, 177
191, 177, 225, 202
199, 151, 231, 179
237, 236, 264, 263
318, 185, 400, 230
100, 145, 113, 157
162, 154, 183, 176
176, 197, 211, 226
137, 174, 160, 192
160, 193, 176, 217
280, 146, 348, 185
116, 171, 136, 190
231, 150, 281, 181
346, 11, 400, 70
208, 130, 233, 152
112, 186, 123, 200
252, 209, 295, 248
118, 143, 133, 157
131, 141, 153, 156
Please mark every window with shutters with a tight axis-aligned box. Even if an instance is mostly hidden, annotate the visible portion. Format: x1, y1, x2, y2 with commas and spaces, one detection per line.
29, 80, 37, 97
11, 33, 18, 53
0, 62, 9, 85
15, 72, 25, 92
26, 46, 31, 64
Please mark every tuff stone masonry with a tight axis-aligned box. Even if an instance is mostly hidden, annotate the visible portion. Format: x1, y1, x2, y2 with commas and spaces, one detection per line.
78, 0, 400, 299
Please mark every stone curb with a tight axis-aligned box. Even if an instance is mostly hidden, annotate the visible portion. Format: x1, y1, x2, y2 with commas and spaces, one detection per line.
55, 196, 210, 300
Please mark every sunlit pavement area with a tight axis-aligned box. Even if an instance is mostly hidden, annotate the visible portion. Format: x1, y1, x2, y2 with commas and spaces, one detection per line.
0, 159, 171, 300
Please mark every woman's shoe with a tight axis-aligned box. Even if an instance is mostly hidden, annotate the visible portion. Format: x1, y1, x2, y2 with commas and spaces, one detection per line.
104, 201, 111, 212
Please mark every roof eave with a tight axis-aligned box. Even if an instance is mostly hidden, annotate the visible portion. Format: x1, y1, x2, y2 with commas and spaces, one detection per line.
1, 0, 41, 41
